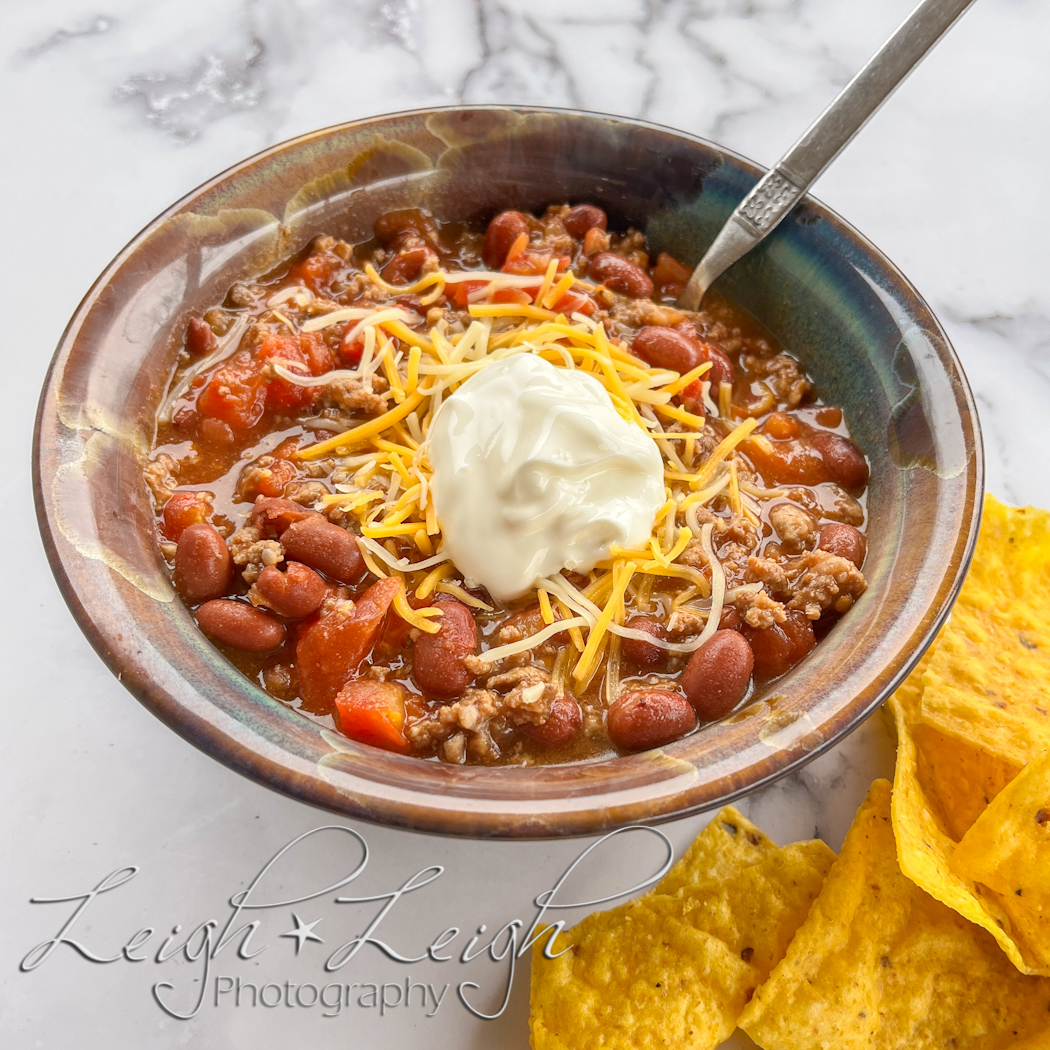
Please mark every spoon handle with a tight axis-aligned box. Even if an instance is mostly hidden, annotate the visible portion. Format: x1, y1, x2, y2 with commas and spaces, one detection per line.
677, 0, 978, 311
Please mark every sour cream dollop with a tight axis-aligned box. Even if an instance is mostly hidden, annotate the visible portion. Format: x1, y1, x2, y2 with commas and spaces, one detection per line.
428, 353, 665, 601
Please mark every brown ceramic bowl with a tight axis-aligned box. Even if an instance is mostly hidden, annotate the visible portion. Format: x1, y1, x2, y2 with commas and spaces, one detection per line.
34, 107, 981, 838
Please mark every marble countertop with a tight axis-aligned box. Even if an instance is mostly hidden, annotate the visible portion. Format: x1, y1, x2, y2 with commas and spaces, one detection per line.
3, 1, 1048, 1046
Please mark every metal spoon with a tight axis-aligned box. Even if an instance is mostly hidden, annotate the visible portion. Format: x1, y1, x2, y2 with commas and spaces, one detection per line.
677, 0, 978, 311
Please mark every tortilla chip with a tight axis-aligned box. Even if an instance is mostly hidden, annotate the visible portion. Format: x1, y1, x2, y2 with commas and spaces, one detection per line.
919, 494, 1050, 767
529, 807, 833, 1050
654, 808, 834, 898
950, 749, 1050, 971
739, 780, 1050, 1049
529, 904, 754, 1050
889, 674, 1038, 973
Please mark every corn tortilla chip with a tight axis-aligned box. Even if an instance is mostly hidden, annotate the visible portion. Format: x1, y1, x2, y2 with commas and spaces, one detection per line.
950, 749, 1050, 972
530, 807, 833, 1050
654, 808, 833, 898
530, 905, 754, 1050
740, 780, 1050, 1049
889, 665, 1040, 973
919, 495, 1050, 767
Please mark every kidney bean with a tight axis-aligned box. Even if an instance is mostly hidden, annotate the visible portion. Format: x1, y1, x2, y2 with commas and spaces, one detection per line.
186, 316, 215, 356
681, 630, 755, 721
607, 689, 697, 752
197, 599, 286, 652
520, 696, 582, 748
200, 417, 235, 447
374, 208, 436, 248
818, 523, 867, 568
482, 211, 530, 269
701, 343, 735, 388
412, 599, 477, 699
632, 326, 701, 373
280, 516, 364, 583
382, 244, 437, 285
255, 562, 327, 619
719, 606, 743, 631
564, 204, 607, 239
173, 523, 234, 604
743, 611, 816, 679
250, 496, 321, 538
810, 431, 869, 491
587, 253, 654, 299
621, 617, 668, 668
334, 679, 409, 753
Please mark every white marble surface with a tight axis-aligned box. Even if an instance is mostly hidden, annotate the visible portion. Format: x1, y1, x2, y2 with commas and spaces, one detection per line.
3, 1, 1049, 1046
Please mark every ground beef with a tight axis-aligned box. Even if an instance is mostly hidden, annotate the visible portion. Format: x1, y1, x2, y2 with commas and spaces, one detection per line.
717, 514, 759, 549
743, 353, 811, 407
609, 229, 648, 268
284, 480, 329, 506
737, 587, 788, 629
406, 688, 503, 763
716, 541, 752, 583
322, 377, 388, 417
407, 667, 557, 764
535, 205, 577, 256
144, 453, 183, 504
768, 503, 818, 553
227, 526, 284, 584
666, 607, 706, 638
746, 556, 792, 599
605, 297, 685, 333
484, 666, 557, 723
787, 550, 867, 619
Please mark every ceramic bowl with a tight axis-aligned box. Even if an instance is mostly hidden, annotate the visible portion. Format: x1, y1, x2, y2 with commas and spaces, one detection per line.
34, 106, 982, 837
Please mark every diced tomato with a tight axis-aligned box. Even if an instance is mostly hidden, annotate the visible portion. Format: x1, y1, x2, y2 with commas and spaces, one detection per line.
196, 352, 268, 430
340, 337, 364, 366
678, 379, 706, 416
763, 411, 801, 441
501, 250, 571, 277
334, 680, 409, 753
740, 433, 830, 487
447, 280, 487, 308
815, 406, 843, 429
492, 287, 532, 305
651, 252, 692, 296
255, 333, 314, 412
270, 436, 301, 460
161, 491, 213, 541
288, 253, 341, 294
296, 577, 401, 707
372, 609, 414, 663
250, 458, 299, 499
551, 289, 596, 316
299, 330, 334, 376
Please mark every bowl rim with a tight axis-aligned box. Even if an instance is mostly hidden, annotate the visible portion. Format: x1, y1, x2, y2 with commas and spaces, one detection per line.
33, 104, 983, 838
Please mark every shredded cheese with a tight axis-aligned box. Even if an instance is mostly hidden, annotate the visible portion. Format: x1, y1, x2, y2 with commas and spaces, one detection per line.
234, 262, 802, 694
392, 582, 443, 634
